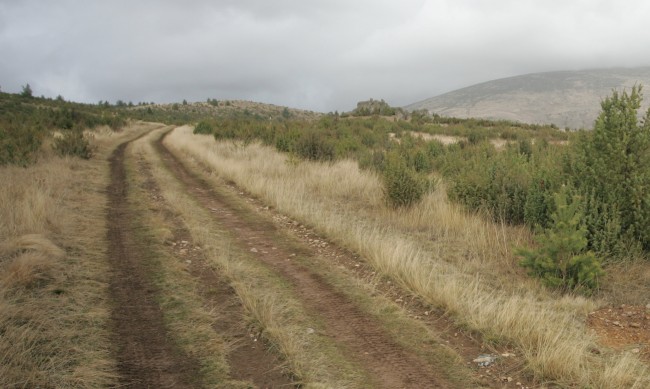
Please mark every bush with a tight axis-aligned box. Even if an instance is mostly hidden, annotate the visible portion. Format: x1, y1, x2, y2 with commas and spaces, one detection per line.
517, 189, 604, 293
294, 131, 335, 161
0, 124, 42, 166
382, 153, 427, 208
193, 120, 214, 134
53, 130, 94, 159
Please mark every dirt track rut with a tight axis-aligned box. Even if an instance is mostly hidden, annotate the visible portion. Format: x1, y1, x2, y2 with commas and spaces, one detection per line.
156, 131, 452, 388
134, 155, 292, 387
107, 135, 198, 388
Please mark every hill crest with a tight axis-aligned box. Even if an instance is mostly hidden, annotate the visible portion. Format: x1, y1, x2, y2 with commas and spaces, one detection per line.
406, 67, 650, 129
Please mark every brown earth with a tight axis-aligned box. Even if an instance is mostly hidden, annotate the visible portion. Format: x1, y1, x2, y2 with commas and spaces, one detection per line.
587, 305, 650, 363
106, 134, 199, 388
134, 154, 293, 388
155, 132, 458, 388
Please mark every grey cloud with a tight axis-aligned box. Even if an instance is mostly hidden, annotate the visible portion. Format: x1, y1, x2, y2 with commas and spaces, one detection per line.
1, 0, 650, 112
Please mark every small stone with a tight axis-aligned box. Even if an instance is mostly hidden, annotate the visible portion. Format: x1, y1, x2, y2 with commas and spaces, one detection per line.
631, 348, 640, 354
306, 327, 315, 334
501, 352, 516, 357
250, 248, 258, 253
473, 354, 497, 366
185, 260, 191, 264
645, 303, 650, 310
613, 321, 621, 327
630, 322, 641, 328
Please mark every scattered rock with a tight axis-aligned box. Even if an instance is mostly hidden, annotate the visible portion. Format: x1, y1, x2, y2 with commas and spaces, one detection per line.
630, 322, 641, 328
473, 354, 497, 367
306, 327, 315, 335
501, 352, 516, 357
250, 248, 258, 253
631, 348, 640, 354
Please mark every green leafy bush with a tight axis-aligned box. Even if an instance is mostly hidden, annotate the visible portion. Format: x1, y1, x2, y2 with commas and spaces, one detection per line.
382, 153, 427, 208
517, 189, 604, 293
0, 124, 42, 166
193, 120, 214, 134
294, 131, 335, 161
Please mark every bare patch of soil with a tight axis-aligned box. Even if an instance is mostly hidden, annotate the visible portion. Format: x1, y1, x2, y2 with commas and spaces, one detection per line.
106, 140, 198, 388
156, 134, 456, 388
587, 305, 650, 363
135, 155, 293, 388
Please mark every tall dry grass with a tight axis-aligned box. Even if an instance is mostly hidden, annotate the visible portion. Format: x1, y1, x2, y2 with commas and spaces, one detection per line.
164, 126, 649, 388
0, 122, 157, 388
0, 158, 110, 387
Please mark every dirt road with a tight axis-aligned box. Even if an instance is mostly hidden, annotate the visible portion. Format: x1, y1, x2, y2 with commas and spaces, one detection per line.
106, 133, 198, 388
154, 131, 454, 388
103, 125, 492, 388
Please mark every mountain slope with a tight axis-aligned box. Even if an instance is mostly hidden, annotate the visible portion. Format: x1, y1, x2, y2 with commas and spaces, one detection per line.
406, 67, 650, 129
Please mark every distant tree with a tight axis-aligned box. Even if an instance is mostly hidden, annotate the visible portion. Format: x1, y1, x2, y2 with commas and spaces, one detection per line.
282, 107, 290, 119
56, 95, 65, 102
20, 83, 33, 98
182, 99, 188, 105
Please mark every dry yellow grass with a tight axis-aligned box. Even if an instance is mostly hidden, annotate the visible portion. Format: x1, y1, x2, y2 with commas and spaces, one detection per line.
165, 126, 649, 388
0, 122, 155, 388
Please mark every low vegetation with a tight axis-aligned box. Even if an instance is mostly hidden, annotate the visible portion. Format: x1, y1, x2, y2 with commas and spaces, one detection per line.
1, 85, 648, 388
0, 91, 125, 165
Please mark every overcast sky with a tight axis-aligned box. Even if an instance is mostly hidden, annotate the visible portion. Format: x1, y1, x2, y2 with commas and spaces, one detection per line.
1, 0, 650, 112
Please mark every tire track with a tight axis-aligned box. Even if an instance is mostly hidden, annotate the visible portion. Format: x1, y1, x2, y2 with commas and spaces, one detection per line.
134, 154, 294, 388
106, 130, 197, 388
156, 131, 453, 388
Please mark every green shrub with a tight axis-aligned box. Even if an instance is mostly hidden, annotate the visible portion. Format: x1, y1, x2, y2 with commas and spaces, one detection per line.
53, 130, 93, 159
0, 124, 42, 166
518, 189, 604, 293
193, 120, 214, 134
382, 153, 427, 208
294, 131, 335, 161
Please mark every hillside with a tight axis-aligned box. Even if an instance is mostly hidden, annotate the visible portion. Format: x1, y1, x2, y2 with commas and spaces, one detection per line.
406, 67, 650, 129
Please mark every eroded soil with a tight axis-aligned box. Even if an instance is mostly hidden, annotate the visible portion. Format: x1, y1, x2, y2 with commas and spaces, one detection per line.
587, 304, 650, 363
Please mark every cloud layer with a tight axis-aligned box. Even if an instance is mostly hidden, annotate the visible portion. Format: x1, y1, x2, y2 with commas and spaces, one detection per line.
2, 0, 650, 112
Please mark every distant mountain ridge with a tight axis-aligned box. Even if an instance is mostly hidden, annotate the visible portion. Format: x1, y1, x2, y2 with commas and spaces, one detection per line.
406, 67, 650, 129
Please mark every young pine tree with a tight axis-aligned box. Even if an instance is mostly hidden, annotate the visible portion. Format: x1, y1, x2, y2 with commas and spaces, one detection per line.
518, 187, 604, 293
